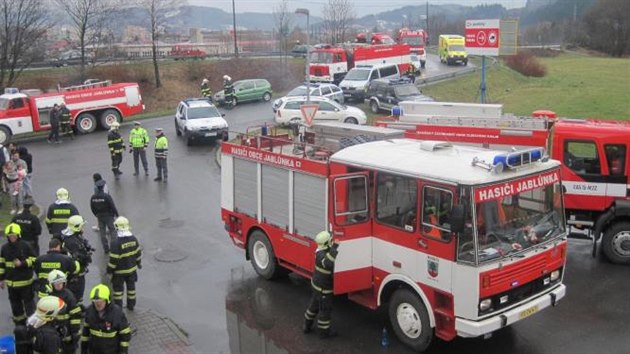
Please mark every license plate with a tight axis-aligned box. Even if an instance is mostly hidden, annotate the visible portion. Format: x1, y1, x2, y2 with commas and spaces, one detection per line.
519, 305, 539, 319
205, 132, 217, 137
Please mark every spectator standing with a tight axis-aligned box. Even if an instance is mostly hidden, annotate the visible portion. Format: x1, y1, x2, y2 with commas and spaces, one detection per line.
4, 151, 28, 214
48, 104, 61, 144
128, 121, 149, 176
17, 146, 33, 198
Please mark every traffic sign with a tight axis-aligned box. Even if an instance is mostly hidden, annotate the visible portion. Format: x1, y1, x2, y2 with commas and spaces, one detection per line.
465, 19, 500, 56
300, 104, 319, 127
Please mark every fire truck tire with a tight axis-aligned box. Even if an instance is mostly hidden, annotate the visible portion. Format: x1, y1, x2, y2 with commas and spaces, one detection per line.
344, 117, 359, 125
370, 100, 380, 113
248, 231, 280, 280
0, 126, 11, 145
76, 113, 97, 134
100, 109, 121, 129
601, 222, 630, 264
262, 92, 272, 102
389, 289, 433, 352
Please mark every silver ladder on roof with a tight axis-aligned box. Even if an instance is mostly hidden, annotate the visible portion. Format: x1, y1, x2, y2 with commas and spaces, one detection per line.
403, 114, 551, 130
60, 80, 112, 92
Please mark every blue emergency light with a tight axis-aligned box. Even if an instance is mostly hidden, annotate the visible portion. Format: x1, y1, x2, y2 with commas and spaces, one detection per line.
391, 106, 402, 116
492, 148, 544, 169
3, 88, 19, 94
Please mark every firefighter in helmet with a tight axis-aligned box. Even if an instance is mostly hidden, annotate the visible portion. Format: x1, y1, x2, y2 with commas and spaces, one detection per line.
46, 270, 82, 354
15, 296, 66, 354
107, 216, 142, 311
81, 284, 131, 354
60, 215, 94, 305
107, 121, 125, 179
59, 102, 73, 140
223, 75, 234, 107
303, 230, 339, 339
34, 238, 80, 298
201, 78, 212, 101
46, 187, 80, 238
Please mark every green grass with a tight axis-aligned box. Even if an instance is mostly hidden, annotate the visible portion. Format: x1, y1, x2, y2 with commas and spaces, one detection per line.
423, 52, 630, 120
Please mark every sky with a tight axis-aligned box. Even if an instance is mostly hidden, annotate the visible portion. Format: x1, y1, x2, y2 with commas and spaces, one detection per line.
188, 0, 529, 17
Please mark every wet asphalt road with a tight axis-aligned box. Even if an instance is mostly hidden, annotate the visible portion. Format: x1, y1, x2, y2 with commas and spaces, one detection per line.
0, 59, 628, 353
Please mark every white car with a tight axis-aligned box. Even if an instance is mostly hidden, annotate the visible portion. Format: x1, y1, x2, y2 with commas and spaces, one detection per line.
272, 83, 344, 112
274, 96, 367, 125
174, 98, 228, 145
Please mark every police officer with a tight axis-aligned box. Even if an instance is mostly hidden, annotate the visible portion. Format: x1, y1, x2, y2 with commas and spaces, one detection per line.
81, 284, 131, 354
59, 103, 73, 140
48, 104, 61, 144
90, 180, 119, 253
0, 223, 36, 325
153, 128, 168, 182
60, 215, 94, 305
46, 188, 80, 238
201, 78, 212, 101
107, 121, 125, 179
15, 296, 66, 354
46, 270, 82, 354
128, 121, 150, 176
34, 238, 80, 298
107, 216, 142, 311
303, 231, 339, 339
12, 197, 43, 255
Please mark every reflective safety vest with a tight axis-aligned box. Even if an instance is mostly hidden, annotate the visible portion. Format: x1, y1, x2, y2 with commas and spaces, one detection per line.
154, 135, 168, 159
129, 127, 149, 148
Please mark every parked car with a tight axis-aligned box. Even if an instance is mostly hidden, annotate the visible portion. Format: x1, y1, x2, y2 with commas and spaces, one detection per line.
50, 50, 84, 67
367, 78, 433, 113
290, 45, 311, 58
339, 63, 401, 102
274, 96, 367, 126
174, 98, 228, 145
272, 83, 344, 112
213, 79, 273, 107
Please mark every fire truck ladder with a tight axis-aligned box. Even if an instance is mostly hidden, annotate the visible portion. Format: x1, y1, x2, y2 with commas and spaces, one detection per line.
402, 114, 551, 131
60, 80, 112, 92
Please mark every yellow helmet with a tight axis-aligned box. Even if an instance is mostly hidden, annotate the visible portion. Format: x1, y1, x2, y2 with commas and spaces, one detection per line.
56, 188, 69, 201
4, 223, 21, 237
67, 215, 85, 233
315, 231, 332, 250
47, 269, 67, 285
90, 284, 111, 303
36, 296, 66, 322
114, 216, 130, 231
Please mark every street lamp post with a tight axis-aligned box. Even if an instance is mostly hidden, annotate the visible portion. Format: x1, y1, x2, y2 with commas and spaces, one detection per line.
295, 8, 310, 103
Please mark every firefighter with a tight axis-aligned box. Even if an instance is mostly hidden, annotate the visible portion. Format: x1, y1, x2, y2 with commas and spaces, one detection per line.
15, 296, 66, 354
12, 197, 43, 255
34, 238, 80, 298
303, 231, 339, 339
107, 121, 125, 179
59, 103, 73, 140
107, 216, 142, 311
153, 127, 168, 182
60, 215, 94, 305
0, 223, 36, 325
128, 121, 150, 176
201, 78, 212, 101
223, 75, 234, 107
81, 284, 131, 354
46, 270, 81, 354
405, 63, 416, 83
90, 180, 119, 253
45, 188, 80, 238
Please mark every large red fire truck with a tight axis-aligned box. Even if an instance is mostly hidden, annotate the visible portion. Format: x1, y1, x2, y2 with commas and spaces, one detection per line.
378, 101, 630, 264
221, 123, 567, 351
396, 28, 428, 68
309, 41, 412, 84
0, 80, 144, 144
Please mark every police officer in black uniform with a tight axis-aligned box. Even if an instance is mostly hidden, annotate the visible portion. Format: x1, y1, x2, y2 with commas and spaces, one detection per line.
12, 197, 42, 255
90, 181, 119, 253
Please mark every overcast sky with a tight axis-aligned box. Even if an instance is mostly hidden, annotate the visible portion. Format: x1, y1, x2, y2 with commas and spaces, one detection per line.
188, 0, 528, 17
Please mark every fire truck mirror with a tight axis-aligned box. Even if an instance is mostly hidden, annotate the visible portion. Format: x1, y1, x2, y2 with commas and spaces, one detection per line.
450, 205, 465, 233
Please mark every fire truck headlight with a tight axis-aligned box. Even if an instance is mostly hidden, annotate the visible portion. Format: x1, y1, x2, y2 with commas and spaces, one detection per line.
479, 298, 492, 311
550, 269, 560, 282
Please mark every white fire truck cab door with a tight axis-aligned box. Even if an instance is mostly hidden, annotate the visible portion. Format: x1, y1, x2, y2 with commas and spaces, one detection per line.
330, 172, 373, 294
125, 86, 141, 107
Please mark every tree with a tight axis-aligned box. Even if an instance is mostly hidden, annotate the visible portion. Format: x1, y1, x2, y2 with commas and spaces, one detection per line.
583, 0, 629, 56
0, 0, 49, 88
272, 0, 292, 63
138, 0, 182, 88
322, 0, 355, 44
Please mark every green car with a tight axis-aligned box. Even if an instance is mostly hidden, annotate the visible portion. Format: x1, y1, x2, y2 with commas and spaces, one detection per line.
214, 79, 273, 106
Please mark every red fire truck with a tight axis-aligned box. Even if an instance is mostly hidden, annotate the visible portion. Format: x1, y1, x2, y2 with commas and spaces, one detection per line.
0, 80, 144, 144
309, 42, 412, 84
378, 101, 630, 264
170, 44, 207, 60
397, 28, 428, 68
221, 124, 567, 351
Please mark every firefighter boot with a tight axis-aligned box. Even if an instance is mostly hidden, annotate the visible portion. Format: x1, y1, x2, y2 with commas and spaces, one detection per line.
303, 319, 314, 334
319, 327, 338, 339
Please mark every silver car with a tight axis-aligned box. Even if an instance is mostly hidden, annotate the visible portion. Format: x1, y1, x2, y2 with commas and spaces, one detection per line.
272, 83, 344, 112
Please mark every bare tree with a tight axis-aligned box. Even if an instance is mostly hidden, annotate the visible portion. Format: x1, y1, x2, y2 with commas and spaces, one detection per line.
583, 0, 629, 56
322, 0, 355, 44
0, 0, 49, 88
55, 0, 117, 80
273, 0, 293, 63
138, 0, 182, 88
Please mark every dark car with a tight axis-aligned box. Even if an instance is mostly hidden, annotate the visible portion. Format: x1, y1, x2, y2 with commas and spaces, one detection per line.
367, 78, 433, 113
290, 45, 311, 58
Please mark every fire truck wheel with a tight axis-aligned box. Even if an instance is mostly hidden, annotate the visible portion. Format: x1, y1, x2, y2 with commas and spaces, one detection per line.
389, 289, 433, 352
601, 222, 630, 264
100, 109, 121, 129
0, 126, 11, 145
76, 113, 97, 134
262, 92, 272, 102
248, 231, 280, 280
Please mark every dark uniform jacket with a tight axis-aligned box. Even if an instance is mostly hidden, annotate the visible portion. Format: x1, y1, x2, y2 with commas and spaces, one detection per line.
34, 250, 79, 297
310, 244, 338, 294
107, 233, 142, 276
49, 287, 82, 342
60, 231, 93, 276
81, 303, 131, 354
32, 322, 63, 354
12, 211, 42, 244
90, 191, 118, 218
45, 201, 79, 236
107, 130, 124, 154
0, 239, 35, 288
17, 146, 33, 174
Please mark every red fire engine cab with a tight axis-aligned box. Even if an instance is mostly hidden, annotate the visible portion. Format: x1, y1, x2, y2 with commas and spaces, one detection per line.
379, 101, 630, 264
309, 39, 411, 85
0, 80, 144, 144
221, 123, 567, 351
397, 28, 428, 68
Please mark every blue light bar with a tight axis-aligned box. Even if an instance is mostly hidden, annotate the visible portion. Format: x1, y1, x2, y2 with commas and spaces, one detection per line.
492, 148, 544, 169
4, 88, 19, 94
392, 106, 402, 116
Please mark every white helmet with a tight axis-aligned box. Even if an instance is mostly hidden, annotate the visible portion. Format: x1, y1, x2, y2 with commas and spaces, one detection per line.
202, 78, 209, 84
35, 296, 66, 322
56, 188, 69, 201
315, 231, 333, 250
110, 121, 120, 130
48, 269, 67, 285
223, 75, 231, 81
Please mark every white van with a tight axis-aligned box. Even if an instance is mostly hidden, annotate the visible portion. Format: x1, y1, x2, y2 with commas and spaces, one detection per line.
339, 64, 401, 102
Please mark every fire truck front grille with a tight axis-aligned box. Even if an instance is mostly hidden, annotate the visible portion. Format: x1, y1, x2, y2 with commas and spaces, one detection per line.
488, 257, 546, 287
